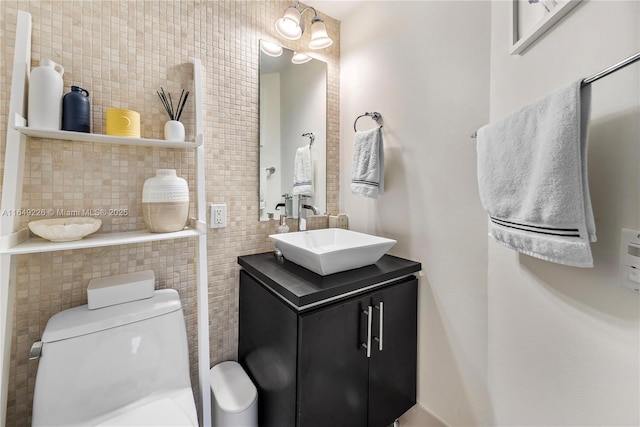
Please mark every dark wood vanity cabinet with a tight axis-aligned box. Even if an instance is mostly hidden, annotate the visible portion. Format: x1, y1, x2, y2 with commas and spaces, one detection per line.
238, 253, 420, 427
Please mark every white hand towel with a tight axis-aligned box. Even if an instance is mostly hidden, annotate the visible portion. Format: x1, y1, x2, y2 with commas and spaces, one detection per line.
259, 167, 267, 210
351, 126, 384, 198
292, 145, 313, 197
477, 79, 596, 268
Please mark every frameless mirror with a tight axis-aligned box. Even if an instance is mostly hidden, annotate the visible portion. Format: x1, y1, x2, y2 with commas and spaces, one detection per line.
259, 40, 327, 221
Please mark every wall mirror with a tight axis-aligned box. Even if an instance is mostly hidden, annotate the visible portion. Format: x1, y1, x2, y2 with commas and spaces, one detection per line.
259, 40, 327, 221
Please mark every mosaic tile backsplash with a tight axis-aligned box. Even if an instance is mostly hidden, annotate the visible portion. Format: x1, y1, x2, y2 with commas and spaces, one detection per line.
0, 1, 339, 424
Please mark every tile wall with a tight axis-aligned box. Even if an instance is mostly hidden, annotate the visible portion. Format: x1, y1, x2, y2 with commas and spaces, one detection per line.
0, 1, 339, 424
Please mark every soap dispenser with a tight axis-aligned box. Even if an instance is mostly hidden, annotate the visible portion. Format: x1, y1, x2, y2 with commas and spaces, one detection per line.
276, 214, 289, 234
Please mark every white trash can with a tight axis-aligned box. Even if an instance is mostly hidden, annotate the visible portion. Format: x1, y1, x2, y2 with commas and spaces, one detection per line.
210, 361, 258, 427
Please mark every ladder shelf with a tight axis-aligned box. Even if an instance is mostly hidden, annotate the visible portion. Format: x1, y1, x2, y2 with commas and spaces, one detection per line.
1, 10, 211, 426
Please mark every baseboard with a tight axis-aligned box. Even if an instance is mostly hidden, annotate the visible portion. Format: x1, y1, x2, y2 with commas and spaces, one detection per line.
399, 403, 450, 427
422, 405, 449, 427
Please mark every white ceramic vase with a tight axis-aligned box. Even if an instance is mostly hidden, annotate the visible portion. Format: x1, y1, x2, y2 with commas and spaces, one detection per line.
164, 120, 185, 142
28, 59, 64, 129
142, 169, 189, 232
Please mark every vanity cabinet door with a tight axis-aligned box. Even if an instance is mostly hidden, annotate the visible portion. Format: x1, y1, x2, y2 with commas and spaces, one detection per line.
239, 271, 299, 427
368, 278, 418, 427
297, 295, 371, 427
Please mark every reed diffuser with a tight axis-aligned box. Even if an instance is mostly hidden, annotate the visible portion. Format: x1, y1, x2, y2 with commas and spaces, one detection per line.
157, 87, 189, 141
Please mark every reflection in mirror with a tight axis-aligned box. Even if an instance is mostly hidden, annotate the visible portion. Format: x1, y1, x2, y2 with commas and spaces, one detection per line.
259, 40, 327, 222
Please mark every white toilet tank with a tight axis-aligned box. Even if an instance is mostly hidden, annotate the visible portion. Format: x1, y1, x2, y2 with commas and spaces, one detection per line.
32, 289, 197, 426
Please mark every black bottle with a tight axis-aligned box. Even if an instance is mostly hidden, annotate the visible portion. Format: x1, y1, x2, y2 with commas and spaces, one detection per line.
61, 86, 90, 132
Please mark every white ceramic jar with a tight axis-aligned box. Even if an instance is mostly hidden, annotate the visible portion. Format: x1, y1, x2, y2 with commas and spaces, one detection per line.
142, 169, 189, 232
164, 120, 185, 141
28, 59, 64, 129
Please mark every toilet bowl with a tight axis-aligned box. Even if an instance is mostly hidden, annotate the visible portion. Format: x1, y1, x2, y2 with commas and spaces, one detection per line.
31, 289, 197, 426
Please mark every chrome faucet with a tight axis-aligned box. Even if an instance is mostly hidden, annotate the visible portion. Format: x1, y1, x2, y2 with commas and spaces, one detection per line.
275, 194, 293, 218
298, 195, 319, 231
275, 203, 286, 217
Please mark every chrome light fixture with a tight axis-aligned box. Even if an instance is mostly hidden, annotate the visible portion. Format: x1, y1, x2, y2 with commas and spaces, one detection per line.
275, 6, 303, 40
275, 1, 333, 49
308, 16, 332, 49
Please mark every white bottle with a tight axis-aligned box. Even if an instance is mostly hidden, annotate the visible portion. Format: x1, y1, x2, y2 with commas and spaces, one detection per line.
28, 59, 64, 129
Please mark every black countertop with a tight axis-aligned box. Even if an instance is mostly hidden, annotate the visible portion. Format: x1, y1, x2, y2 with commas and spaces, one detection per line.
238, 252, 421, 310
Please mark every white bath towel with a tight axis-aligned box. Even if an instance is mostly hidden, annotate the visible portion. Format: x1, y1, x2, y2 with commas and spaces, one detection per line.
292, 145, 313, 197
476, 79, 596, 268
351, 126, 384, 198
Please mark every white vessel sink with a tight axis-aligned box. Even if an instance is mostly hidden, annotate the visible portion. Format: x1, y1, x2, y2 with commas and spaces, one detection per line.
269, 229, 397, 276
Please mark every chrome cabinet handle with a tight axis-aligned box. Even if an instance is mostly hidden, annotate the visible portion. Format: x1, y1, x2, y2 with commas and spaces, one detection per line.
361, 306, 372, 358
374, 302, 384, 351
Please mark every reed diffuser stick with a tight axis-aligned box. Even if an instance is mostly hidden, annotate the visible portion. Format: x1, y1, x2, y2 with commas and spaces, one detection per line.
176, 91, 189, 121
157, 87, 189, 121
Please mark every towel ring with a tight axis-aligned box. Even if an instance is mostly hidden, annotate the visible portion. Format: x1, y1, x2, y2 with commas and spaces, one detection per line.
302, 132, 315, 146
354, 112, 383, 132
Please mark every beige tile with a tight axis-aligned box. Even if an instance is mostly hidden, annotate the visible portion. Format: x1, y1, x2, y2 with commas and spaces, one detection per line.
1, 1, 340, 424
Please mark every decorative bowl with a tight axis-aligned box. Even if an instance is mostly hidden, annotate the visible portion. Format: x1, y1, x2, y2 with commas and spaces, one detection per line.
28, 218, 102, 242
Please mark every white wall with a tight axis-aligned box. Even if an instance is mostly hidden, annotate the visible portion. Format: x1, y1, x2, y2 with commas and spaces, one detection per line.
340, 2, 492, 425
488, 1, 640, 425
281, 59, 327, 216
341, 1, 639, 426
260, 73, 282, 220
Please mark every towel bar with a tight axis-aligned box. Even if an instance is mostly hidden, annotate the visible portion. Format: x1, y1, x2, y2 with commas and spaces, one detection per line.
470, 51, 640, 139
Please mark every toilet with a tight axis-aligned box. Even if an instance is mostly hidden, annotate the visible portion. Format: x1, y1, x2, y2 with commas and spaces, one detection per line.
31, 289, 198, 426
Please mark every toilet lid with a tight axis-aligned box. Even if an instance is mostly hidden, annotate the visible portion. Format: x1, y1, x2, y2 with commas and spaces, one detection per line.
96, 397, 197, 426
42, 289, 181, 343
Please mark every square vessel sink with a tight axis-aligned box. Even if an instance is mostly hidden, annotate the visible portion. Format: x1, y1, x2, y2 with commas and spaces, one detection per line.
269, 229, 397, 276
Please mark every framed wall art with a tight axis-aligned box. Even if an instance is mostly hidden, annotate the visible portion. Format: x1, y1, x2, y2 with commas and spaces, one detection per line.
510, 0, 582, 55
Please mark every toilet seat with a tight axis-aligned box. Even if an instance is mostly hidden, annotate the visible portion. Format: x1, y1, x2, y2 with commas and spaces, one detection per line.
96, 391, 198, 427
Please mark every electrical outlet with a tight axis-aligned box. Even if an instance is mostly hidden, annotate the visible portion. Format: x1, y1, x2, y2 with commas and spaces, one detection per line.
620, 229, 640, 292
329, 213, 349, 229
335, 213, 349, 230
210, 203, 227, 229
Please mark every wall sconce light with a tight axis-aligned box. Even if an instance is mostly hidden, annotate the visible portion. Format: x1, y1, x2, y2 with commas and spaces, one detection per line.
275, 1, 333, 49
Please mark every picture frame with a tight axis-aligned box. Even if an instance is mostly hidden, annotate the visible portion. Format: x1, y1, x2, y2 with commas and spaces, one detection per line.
510, 0, 582, 55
